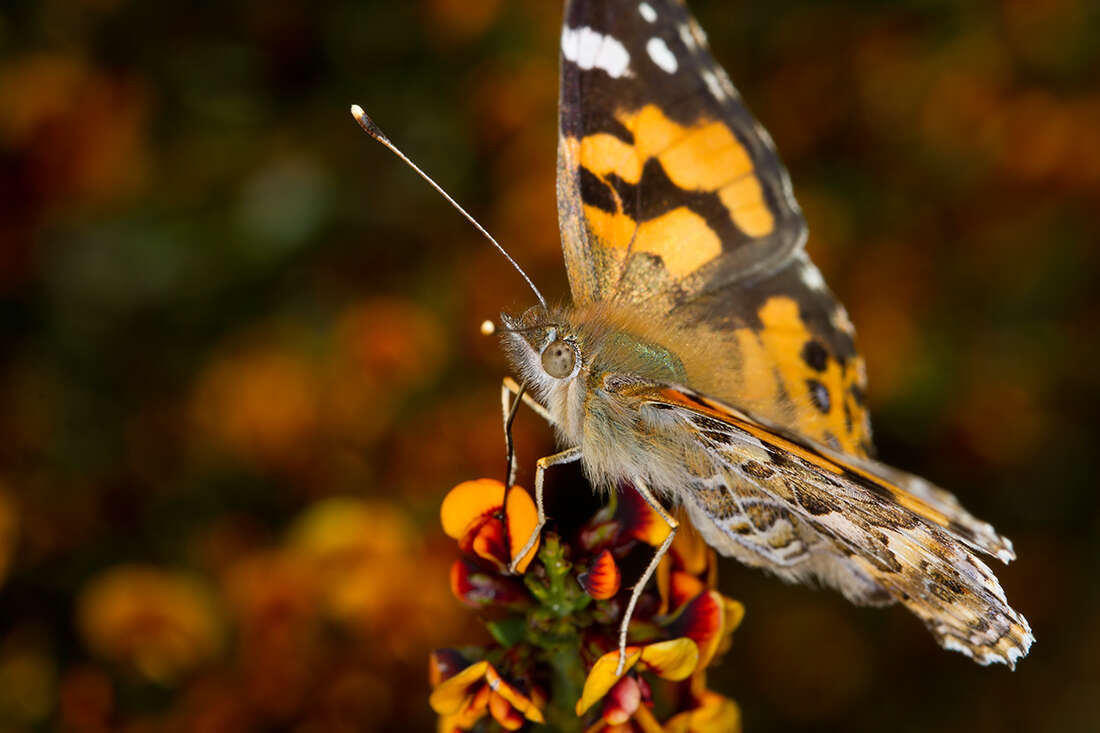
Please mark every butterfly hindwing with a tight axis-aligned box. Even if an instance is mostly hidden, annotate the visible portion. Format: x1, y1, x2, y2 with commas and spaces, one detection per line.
558, 0, 807, 307
666, 251, 875, 455
625, 381, 1033, 667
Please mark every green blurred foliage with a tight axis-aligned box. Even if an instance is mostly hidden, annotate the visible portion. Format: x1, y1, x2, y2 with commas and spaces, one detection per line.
0, 0, 1097, 730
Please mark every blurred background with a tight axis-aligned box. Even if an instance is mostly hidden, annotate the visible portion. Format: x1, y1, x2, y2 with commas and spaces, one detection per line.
1, 0, 1098, 730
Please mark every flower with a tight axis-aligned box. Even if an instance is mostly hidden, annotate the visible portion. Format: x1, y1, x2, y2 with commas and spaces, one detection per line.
76, 566, 223, 683
190, 346, 319, 470
429, 651, 545, 731
575, 638, 698, 717
288, 496, 426, 624
663, 690, 742, 733
441, 478, 540, 573
659, 527, 745, 670
431, 477, 745, 730
579, 549, 621, 600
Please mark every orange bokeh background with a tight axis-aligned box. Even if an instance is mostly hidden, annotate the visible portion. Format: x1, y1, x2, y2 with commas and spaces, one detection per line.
0, 0, 1097, 730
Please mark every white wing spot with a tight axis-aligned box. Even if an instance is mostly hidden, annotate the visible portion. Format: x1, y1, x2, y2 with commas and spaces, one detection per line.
646, 37, 678, 74
753, 120, 776, 150
701, 68, 726, 100
801, 262, 826, 290
678, 23, 696, 49
561, 26, 631, 79
714, 67, 740, 99
832, 307, 856, 336
639, 2, 657, 22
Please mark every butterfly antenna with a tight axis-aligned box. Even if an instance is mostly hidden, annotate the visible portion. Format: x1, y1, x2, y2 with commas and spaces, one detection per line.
350, 105, 547, 308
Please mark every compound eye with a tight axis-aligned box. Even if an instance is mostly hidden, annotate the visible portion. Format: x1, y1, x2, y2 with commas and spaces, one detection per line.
541, 340, 576, 378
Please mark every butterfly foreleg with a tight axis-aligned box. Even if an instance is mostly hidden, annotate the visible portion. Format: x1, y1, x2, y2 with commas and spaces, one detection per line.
501, 376, 554, 424
501, 376, 556, 487
618, 480, 679, 675
508, 446, 582, 574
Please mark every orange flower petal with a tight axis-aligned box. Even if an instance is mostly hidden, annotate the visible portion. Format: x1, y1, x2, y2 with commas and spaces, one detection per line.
429, 660, 489, 714
631, 704, 665, 733
669, 570, 706, 611
429, 648, 470, 688
694, 691, 742, 733
619, 486, 672, 547
580, 549, 621, 600
665, 691, 742, 733
486, 667, 545, 724
468, 516, 510, 571
448, 558, 527, 608
504, 485, 539, 573
638, 638, 698, 681
670, 591, 723, 668
449, 558, 467, 601
575, 647, 642, 715
489, 691, 525, 730
456, 684, 492, 727
669, 521, 710, 575
664, 714, 689, 733
441, 479, 505, 540
722, 597, 746, 637
602, 675, 641, 725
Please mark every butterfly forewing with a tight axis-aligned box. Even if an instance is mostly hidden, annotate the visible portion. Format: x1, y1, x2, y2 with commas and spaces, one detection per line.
558, 0, 806, 307
558, 0, 873, 456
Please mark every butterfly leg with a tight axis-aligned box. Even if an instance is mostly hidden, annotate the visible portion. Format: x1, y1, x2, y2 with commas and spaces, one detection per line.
618, 480, 679, 675
501, 376, 553, 424
508, 446, 582, 574
501, 376, 555, 487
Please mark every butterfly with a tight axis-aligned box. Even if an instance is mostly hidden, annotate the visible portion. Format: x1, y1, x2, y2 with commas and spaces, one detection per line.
492, 0, 1033, 671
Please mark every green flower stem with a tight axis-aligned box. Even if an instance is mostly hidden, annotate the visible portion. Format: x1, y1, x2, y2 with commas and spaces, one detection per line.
523, 534, 593, 732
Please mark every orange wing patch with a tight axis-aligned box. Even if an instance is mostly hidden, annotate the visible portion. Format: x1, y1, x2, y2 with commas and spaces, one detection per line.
657, 120, 752, 190
579, 133, 641, 183
581, 204, 722, 281
747, 296, 870, 455
718, 177, 773, 237
634, 208, 721, 278
569, 104, 777, 290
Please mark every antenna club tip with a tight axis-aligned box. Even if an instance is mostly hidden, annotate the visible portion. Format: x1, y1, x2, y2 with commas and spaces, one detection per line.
349, 104, 387, 142
480, 319, 496, 336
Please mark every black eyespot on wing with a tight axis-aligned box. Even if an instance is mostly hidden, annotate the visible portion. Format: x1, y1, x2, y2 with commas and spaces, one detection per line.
806, 379, 831, 414
801, 339, 828, 372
